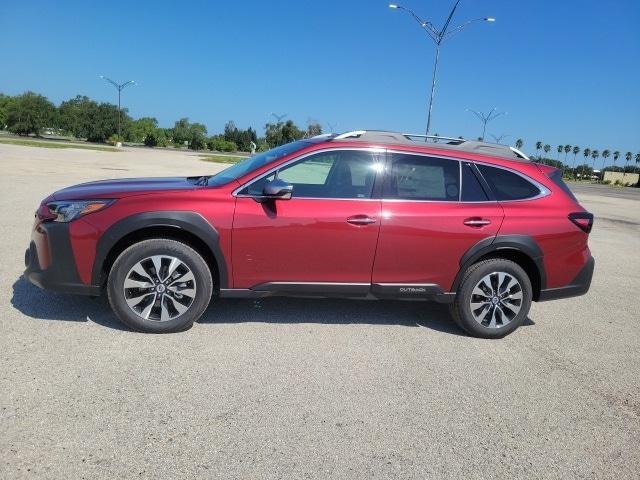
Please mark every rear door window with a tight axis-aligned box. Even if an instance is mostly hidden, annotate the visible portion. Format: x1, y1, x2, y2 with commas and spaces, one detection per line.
384, 154, 460, 201
477, 165, 541, 201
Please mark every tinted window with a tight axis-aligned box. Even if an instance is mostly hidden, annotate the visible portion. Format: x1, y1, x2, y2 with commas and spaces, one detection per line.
477, 165, 541, 200
240, 150, 380, 199
548, 169, 577, 201
461, 163, 489, 201
384, 154, 460, 201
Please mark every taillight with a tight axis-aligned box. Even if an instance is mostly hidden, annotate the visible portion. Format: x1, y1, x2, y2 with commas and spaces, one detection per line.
569, 212, 594, 234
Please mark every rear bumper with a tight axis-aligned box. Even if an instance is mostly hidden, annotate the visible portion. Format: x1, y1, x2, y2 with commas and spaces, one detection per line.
537, 256, 594, 302
24, 222, 101, 296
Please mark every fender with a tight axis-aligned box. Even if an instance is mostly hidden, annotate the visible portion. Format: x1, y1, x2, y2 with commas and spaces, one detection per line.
91, 211, 228, 288
450, 234, 546, 293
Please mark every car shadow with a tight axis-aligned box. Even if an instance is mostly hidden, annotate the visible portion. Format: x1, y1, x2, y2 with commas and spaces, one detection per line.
11, 277, 534, 335
11, 277, 130, 331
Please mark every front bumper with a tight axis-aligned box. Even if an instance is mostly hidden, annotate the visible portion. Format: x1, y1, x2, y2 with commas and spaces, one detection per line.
24, 221, 101, 296
537, 256, 595, 302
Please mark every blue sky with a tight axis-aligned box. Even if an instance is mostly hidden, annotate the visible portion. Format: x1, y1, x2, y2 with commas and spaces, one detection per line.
1, 0, 639, 159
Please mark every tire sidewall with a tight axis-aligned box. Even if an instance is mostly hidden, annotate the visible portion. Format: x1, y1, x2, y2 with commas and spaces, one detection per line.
454, 259, 532, 339
107, 239, 213, 333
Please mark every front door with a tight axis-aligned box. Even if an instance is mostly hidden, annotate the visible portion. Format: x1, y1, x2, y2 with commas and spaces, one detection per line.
232, 149, 384, 291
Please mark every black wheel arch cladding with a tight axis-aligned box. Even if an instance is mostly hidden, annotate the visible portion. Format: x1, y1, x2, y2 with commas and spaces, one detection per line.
92, 211, 228, 288
452, 234, 546, 294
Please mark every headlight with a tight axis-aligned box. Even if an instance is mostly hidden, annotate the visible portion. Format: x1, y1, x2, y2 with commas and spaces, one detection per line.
46, 200, 114, 223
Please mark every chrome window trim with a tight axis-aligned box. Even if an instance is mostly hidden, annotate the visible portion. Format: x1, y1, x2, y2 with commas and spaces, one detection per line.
383, 149, 549, 203
232, 145, 549, 203
232, 147, 385, 199
472, 160, 551, 202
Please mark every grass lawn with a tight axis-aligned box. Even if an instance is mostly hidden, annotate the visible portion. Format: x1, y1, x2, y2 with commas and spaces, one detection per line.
0, 137, 119, 152
199, 154, 246, 164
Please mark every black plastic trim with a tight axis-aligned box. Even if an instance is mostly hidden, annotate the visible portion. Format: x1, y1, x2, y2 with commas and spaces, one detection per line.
92, 211, 228, 288
537, 256, 594, 302
452, 234, 546, 293
250, 282, 371, 297
24, 223, 101, 296
219, 282, 453, 301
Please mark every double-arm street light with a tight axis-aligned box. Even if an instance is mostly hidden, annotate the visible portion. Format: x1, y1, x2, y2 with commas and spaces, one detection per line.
99, 75, 136, 139
388, 1, 495, 136
467, 107, 506, 141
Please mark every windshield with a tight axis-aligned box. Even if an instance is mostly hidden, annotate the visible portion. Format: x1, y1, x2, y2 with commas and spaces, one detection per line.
207, 140, 311, 186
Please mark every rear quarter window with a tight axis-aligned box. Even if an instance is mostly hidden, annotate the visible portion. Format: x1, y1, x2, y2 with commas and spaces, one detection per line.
477, 165, 541, 201
548, 169, 577, 201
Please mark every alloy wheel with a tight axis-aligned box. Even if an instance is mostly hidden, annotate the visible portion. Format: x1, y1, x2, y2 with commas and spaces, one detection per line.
470, 271, 523, 329
123, 255, 197, 322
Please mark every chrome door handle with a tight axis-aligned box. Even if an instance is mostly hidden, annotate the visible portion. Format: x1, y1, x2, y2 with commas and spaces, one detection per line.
347, 215, 377, 225
463, 217, 491, 227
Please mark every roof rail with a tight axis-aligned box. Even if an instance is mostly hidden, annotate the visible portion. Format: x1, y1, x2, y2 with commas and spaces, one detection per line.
327, 130, 531, 162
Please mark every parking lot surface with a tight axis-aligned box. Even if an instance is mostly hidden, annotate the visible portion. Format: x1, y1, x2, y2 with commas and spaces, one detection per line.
1, 144, 639, 479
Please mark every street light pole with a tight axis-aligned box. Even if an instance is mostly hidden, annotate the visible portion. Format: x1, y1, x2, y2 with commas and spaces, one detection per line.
99, 75, 136, 139
467, 107, 506, 141
388, 2, 495, 136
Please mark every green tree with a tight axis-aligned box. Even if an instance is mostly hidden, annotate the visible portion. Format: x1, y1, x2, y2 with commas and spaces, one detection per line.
556, 144, 563, 161
58, 95, 126, 142
0, 94, 13, 129
543, 144, 551, 164
514, 138, 524, 150
601, 149, 610, 173
571, 146, 580, 179
172, 118, 207, 150
144, 128, 169, 147
5, 91, 56, 136
590, 150, 600, 180
535, 141, 543, 160
265, 120, 305, 148
207, 135, 237, 152
307, 122, 323, 137
581, 148, 591, 179
623, 151, 632, 182
126, 117, 158, 143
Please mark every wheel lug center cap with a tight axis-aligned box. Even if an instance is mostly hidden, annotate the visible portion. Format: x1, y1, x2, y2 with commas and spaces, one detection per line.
491, 296, 499, 305
156, 284, 166, 293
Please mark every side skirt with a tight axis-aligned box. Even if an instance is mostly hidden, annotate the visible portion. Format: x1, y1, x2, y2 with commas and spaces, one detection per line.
219, 282, 456, 303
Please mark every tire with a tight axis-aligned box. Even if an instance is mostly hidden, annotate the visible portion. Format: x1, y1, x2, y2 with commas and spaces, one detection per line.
107, 239, 213, 333
449, 258, 532, 339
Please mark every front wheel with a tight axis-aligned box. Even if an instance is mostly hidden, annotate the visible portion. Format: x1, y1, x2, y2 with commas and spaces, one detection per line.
107, 239, 213, 333
449, 258, 532, 339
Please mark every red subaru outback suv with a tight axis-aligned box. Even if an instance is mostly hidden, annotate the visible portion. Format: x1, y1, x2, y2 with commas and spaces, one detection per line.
24, 131, 594, 338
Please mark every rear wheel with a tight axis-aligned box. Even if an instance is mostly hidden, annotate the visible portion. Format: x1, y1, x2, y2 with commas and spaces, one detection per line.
449, 258, 532, 339
107, 239, 213, 333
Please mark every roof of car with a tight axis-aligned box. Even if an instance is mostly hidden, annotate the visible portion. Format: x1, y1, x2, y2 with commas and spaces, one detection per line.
316, 130, 530, 161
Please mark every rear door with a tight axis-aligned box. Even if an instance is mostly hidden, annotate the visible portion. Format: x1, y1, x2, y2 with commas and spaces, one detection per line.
371, 152, 504, 293
232, 148, 384, 290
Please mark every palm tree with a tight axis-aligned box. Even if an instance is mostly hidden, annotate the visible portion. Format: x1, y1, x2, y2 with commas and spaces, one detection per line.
563, 145, 571, 175
515, 138, 524, 150
613, 151, 620, 171
543, 144, 551, 164
556, 145, 563, 162
601, 149, 610, 177
572, 146, 580, 179
623, 151, 632, 182
591, 150, 600, 181
535, 141, 543, 160
581, 148, 591, 179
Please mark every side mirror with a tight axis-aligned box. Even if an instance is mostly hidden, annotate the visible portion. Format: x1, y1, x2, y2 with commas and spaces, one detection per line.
261, 178, 293, 200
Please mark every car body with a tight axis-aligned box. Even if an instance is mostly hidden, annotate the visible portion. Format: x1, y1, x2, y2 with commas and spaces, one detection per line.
24, 131, 594, 337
